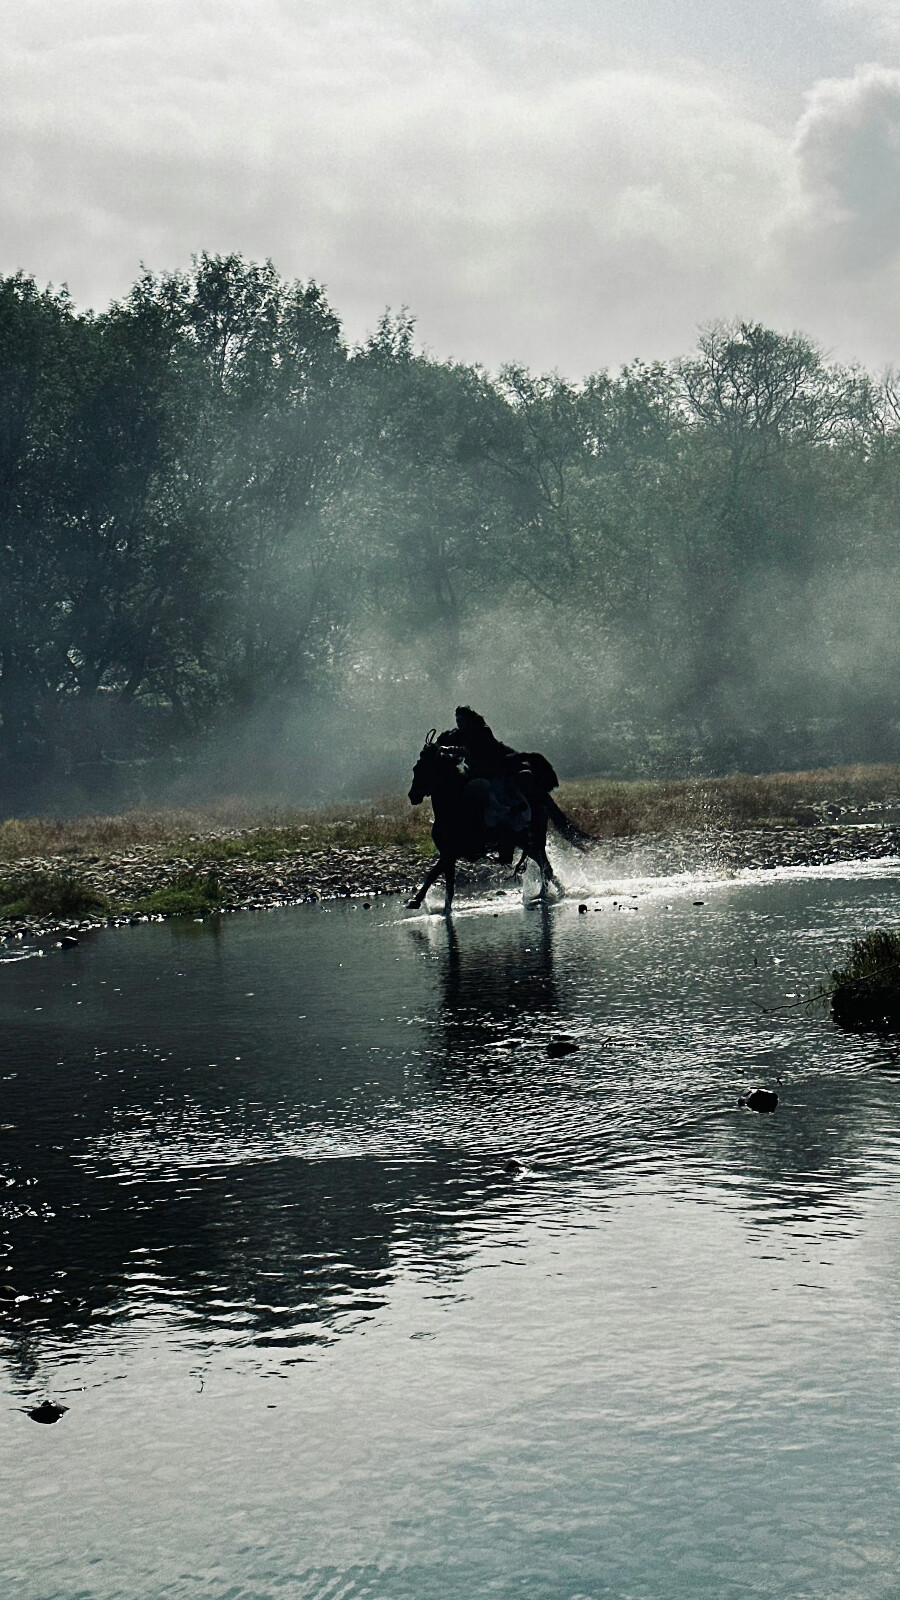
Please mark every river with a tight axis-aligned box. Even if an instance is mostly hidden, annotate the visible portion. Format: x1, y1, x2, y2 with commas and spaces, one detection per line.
1, 854, 898, 1599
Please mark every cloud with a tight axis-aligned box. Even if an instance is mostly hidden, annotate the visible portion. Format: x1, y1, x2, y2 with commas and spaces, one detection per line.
763, 65, 900, 361
0, 3, 897, 371
788, 65, 900, 268
0, 2, 785, 369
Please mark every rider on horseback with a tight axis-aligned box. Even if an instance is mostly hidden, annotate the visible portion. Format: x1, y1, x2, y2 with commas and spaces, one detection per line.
435, 707, 558, 861
406, 712, 587, 911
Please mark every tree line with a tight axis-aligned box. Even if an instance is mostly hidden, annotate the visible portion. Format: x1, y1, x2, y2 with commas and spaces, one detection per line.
1, 253, 897, 807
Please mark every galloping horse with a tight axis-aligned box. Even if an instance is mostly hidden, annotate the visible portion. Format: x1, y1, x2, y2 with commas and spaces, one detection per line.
406, 731, 587, 912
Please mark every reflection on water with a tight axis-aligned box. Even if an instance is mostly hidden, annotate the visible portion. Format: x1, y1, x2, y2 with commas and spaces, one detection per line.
416, 900, 558, 1077
1, 867, 899, 1600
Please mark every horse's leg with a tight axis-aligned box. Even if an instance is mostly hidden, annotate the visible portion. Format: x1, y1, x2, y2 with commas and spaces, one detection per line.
522, 845, 548, 897
535, 846, 562, 895
512, 848, 529, 878
542, 848, 562, 888
534, 812, 562, 892
529, 819, 561, 897
443, 857, 457, 914
406, 856, 445, 909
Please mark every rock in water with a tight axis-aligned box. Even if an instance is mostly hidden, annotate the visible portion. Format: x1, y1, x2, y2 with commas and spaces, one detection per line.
739, 1088, 779, 1113
546, 1037, 579, 1058
27, 1401, 67, 1424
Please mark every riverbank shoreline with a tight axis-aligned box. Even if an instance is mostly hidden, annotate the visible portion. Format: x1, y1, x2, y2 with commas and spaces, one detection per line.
2, 820, 898, 946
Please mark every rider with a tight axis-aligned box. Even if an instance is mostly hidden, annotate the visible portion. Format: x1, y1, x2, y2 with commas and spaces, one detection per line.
436, 707, 546, 858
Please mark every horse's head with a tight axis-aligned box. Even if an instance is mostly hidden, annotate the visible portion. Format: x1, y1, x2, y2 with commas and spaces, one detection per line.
408, 729, 439, 805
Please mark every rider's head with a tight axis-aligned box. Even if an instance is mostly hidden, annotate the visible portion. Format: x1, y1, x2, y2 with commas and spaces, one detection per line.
455, 705, 487, 737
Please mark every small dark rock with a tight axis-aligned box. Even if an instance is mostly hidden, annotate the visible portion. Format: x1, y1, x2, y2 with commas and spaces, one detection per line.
546, 1037, 579, 1058
693, 901, 705, 907
739, 1088, 779, 1113
27, 1401, 67, 1425
59, 934, 79, 948
578, 903, 588, 914
503, 1158, 521, 1175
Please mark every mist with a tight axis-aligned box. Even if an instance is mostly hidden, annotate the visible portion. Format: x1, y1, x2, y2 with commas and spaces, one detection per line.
1, 255, 897, 816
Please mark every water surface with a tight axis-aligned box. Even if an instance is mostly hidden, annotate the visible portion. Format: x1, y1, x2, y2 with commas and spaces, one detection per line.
1, 857, 899, 1599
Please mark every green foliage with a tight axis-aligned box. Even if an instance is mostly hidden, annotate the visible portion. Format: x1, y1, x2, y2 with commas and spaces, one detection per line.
833, 929, 900, 984
133, 870, 222, 917
831, 929, 900, 1031
0, 870, 110, 920
1, 260, 898, 799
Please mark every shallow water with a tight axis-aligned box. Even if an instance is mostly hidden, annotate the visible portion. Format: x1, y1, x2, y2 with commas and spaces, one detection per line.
1, 856, 899, 1600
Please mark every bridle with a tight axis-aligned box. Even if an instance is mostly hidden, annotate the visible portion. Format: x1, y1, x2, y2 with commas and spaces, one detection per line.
410, 729, 463, 802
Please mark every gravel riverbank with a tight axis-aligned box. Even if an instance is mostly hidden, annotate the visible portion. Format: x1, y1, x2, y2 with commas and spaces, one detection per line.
1, 822, 898, 947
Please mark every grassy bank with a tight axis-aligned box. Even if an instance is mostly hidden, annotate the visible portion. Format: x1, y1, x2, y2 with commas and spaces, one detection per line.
0, 794, 429, 864
1, 763, 898, 934
1, 764, 897, 866
0, 796, 429, 930
0, 869, 112, 921
0, 866, 226, 923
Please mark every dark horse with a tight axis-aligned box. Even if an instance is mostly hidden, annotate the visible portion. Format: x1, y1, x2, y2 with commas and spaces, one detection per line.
406, 731, 589, 912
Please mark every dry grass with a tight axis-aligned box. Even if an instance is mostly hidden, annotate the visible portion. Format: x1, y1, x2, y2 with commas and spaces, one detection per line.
0, 794, 432, 863
557, 764, 900, 838
1, 764, 897, 864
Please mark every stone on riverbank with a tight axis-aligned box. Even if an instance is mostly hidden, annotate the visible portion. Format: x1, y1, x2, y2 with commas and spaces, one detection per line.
739, 1088, 779, 1113
26, 1401, 67, 1424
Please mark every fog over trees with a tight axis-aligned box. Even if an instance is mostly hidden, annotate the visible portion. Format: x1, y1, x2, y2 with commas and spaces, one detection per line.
1, 254, 897, 811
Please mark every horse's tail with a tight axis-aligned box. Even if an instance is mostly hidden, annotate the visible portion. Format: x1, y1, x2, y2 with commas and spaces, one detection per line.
545, 796, 595, 851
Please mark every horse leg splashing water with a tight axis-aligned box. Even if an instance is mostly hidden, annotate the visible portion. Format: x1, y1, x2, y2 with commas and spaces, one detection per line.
405, 851, 456, 913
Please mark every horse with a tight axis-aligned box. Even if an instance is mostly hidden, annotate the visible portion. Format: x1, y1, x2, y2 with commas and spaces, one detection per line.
406, 731, 588, 912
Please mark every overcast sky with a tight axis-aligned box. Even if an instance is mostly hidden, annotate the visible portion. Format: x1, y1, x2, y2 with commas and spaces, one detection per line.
2, 0, 899, 373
